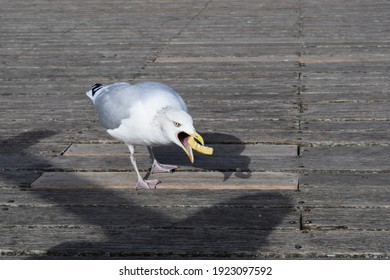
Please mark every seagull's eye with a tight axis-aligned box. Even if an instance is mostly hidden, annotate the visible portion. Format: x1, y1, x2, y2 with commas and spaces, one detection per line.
173, 121, 181, 127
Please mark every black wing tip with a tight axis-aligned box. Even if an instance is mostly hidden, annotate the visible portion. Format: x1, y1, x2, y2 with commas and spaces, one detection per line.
92, 83, 103, 96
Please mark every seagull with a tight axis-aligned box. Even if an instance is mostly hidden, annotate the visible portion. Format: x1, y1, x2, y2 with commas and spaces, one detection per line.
86, 82, 206, 189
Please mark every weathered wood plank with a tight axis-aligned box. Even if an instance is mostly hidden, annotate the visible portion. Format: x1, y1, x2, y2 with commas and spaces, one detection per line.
0, 228, 388, 259
0, 129, 299, 146
155, 54, 390, 64
301, 120, 390, 133
293, 186, 390, 208
0, 188, 299, 208
0, 142, 70, 156
64, 144, 298, 157
302, 208, 390, 231
9, 146, 390, 173
299, 131, 390, 146
300, 147, 390, 172
301, 103, 390, 121
299, 173, 390, 208
159, 42, 302, 57
31, 171, 299, 190
9, 145, 390, 173
0, 153, 297, 172
0, 206, 299, 230
0, 142, 301, 171
155, 55, 299, 63
0, 171, 41, 188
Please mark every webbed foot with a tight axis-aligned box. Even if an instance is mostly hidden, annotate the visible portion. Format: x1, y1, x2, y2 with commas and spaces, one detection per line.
151, 161, 178, 174
136, 179, 161, 190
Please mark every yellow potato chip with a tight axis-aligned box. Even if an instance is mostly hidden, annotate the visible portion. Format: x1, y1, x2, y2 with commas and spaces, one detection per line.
188, 137, 214, 155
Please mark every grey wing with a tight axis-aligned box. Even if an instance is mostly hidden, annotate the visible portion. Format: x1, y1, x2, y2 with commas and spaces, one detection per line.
135, 82, 188, 111
93, 83, 135, 129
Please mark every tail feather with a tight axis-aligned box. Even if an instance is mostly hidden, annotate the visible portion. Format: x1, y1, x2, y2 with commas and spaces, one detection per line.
92, 83, 103, 95
86, 83, 103, 101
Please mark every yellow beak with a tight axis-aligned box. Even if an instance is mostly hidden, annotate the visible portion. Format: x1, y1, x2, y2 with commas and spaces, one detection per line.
192, 132, 204, 146
179, 132, 204, 163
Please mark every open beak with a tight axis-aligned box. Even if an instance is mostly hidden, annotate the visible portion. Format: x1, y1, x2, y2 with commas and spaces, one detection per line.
177, 131, 204, 163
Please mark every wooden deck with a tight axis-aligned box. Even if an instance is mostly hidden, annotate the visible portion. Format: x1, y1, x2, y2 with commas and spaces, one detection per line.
1, 0, 389, 259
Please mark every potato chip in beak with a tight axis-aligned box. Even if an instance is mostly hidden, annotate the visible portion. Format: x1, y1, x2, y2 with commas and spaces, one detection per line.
177, 131, 213, 163
188, 136, 214, 155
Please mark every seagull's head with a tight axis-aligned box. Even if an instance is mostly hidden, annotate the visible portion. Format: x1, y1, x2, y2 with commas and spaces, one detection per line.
160, 108, 204, 163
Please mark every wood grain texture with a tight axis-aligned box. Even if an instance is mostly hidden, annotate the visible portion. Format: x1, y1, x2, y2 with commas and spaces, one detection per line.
302, 208, 390, 231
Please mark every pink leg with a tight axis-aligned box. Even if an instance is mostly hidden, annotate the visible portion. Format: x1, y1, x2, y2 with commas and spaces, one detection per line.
128, 145, 161, 190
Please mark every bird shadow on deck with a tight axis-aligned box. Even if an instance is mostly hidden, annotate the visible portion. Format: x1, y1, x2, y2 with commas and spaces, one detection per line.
152, 132, 252, 181
1, 131, 293, 259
